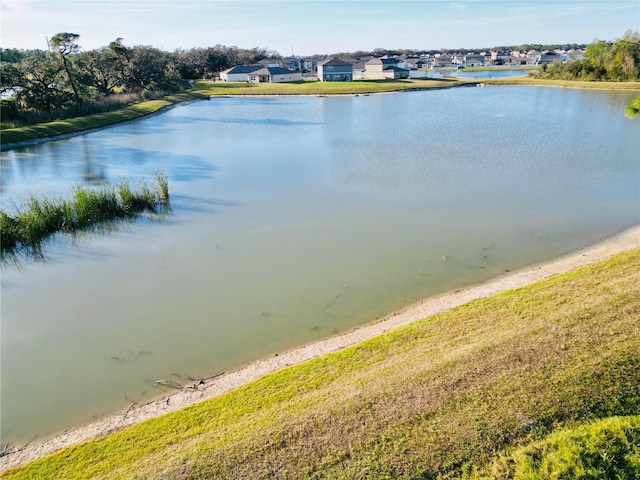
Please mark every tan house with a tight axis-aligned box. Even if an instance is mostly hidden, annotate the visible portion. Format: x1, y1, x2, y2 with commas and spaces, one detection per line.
432, 55, 454, 68
247, 67, 302, 83
364, 58, 410, 79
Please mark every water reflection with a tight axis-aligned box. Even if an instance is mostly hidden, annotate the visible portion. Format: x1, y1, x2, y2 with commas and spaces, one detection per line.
410, 69, 533, 79
1, 142, 218, 207
81, 136, 107, 184
213, 117, 324, 126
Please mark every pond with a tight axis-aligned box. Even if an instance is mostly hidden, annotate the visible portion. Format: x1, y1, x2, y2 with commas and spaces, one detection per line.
411, 69, 533, 79
1, 86, 638, 446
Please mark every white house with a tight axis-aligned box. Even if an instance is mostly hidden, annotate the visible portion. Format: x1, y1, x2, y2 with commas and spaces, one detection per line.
461, 54, 486, 68
219, 65, 262, 81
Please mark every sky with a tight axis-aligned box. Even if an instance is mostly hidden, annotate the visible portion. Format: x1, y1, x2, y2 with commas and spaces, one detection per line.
1, 0, 639, 56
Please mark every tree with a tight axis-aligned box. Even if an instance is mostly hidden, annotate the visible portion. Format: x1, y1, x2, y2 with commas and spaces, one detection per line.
4, 53, 73, 112
50, 32, 82, 103
625, 97, 640, 119
78, 47, 126, 95
612, 30, 640, 80
126, 46, 181, 91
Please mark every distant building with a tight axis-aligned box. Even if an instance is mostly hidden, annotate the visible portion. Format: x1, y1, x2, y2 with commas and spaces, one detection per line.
538, 50, 562, 65
219, 65, 262, 82
220, 64, 301, 82
566, 49, 585, 62
317, 57, 354, 82
459, 54, 486, 68
364, 58, 410, 79
490, 51, 511, 65
247, 67, 302, 83
432, 55, 454, 68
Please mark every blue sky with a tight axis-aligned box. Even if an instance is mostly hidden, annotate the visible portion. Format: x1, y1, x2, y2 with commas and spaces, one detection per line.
1, 0, 638, 55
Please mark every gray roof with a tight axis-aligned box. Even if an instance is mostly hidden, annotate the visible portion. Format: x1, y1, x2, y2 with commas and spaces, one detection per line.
250, 66, 297, 76
383, 66, 410, 72
224, 64, 263, 75
319, 57, 353, 66
366, 57, 399, 65
267, 66, 296, 74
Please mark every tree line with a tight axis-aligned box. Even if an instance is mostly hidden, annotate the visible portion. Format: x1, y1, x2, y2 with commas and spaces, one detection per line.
0, 33, 271, 126
536, 30, 640, 81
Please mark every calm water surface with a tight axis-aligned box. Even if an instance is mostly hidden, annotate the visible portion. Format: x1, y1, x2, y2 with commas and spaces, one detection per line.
1, 86, 639, 445
412, 69, 532, 79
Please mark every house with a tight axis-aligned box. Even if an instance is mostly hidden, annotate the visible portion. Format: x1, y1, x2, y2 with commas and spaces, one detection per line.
508, 56, 528, 66
317, 57, 354, 82
247, 67, 302, 83
256, 58, 284, 68
566, 49, 585, 62
490, 50, 511, 65
432, 55, 454, 68
220, 64, 301, 83
526, 50, 541, 65
219, 64, 262, 81
403, 55, 421, 70
523, 50, 562, 66
299, 58, 318, 73
461, 54, 486, 68
353, 62, 366, 79
281, 58, 301, 71
364, 57, 410, 79
538, 50, 562, 65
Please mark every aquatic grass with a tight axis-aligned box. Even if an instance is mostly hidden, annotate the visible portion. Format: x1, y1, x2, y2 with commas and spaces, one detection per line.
0, 211, 20, 249
155, 170, 170, 204
0, 174, 170, 255
72, 186, 123, 228
2, 248, 639, 479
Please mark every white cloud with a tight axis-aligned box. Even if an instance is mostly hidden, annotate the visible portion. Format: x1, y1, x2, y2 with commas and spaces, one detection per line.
449, 2, 469, 12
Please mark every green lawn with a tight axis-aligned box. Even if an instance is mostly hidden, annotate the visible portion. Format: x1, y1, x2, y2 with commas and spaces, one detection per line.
482, 77, 640, 89
471, 415, 640, 479
3, 248, 639, 479
191, 77, 464, 96
0, 91, 208, 146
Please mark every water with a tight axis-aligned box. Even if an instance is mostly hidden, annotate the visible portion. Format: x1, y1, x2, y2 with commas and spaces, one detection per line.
411, 69, 532, 79
1, 86, 638, 446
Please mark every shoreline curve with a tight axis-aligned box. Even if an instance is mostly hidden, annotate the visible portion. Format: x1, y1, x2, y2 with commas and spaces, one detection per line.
2, 224, 639, 471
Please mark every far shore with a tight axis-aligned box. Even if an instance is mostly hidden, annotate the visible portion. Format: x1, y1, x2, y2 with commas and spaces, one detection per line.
2, 224, 639, 472
2, 77, 639, 150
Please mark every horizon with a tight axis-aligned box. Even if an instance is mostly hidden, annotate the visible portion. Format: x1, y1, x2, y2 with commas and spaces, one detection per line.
1, 0, 638, 57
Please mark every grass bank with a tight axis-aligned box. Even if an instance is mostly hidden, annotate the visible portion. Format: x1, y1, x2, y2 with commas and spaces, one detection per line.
0, 91, 208, 146
191, 77, 464, 96
470, 415, 640, 479
0, 171, 169, 255
482, 77, 640, 89
3, 247, 639, 479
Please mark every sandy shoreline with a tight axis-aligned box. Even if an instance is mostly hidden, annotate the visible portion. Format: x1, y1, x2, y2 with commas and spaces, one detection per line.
2, 225, 639, 471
